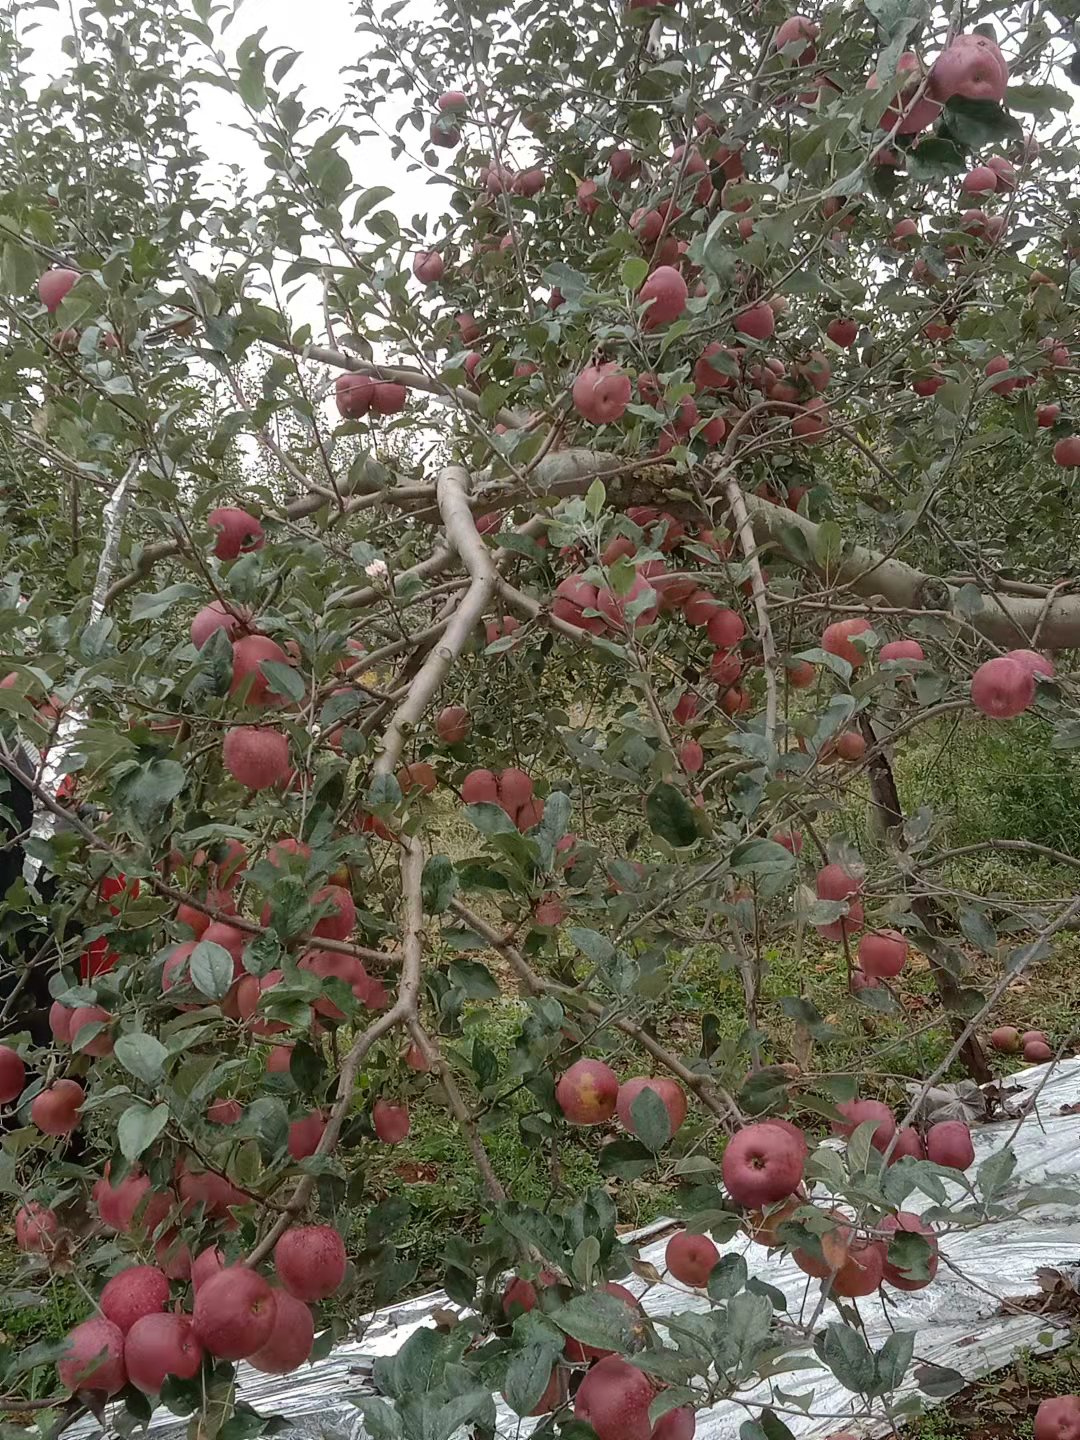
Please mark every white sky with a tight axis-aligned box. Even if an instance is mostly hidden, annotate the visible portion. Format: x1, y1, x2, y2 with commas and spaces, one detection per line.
23, 0, 435, 236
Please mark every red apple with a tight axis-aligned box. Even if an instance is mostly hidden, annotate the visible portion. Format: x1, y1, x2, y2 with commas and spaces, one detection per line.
616, 1077, 688, 1137
722, 1121, 806, 1206
99, 1265, 170, 1334
665, 1230, 720, 1287
373, 1098, 410, 1144
970, 656, 1034, 718
192, 1267, 277, 1360
222, 726, 290, 789
0, 1043, 25, 1102
58, 1317, 127, 1394
274, 1224, 347, 1302
925, 1120, 974, 1169
124, 1312, 203, 1393
556, 1058, 620, 1124
207, 506, 265, 561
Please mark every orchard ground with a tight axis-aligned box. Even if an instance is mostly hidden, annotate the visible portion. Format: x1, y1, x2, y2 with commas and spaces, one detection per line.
5, 712, 1079, 1401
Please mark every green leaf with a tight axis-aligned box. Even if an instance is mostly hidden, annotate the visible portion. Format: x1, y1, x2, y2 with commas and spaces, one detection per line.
1006, 83, 1072, 115
914, 1363, 966, 1398
941, 97, 1021, 149
707, 1252, 747, 1300
114, 758, 187, 828
190, 941, 236, 1001
132, 583, 203, 623
421, 855, 457, 913
585, 478, 606, 519
977, 1144, 1016, 1200
465, 801, 518, 835
630, 1085, 672, 1151
118, 1102, 170, 1161
553, 1290, 643, 1353
646, 783, 698, 848
811, 518, 844, 569
873, 1330, 915, 1394
113, 1033, 168, 1086
260, 660, 306, 703
347, 1398, 402, 1440
621, 256, 649, 291
598, 1137, 655, 1179
906, 137, 967, 181
503, 1344, 554, 1416
730, 839, 796, 876
958, 906, 996, 954
814, 1322, 875, 1394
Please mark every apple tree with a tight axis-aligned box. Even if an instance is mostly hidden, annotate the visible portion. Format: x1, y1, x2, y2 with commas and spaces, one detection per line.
2, 0, 1080, 1436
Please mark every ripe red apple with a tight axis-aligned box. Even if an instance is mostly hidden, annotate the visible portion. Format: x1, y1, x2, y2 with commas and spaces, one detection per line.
833, 1098, 896, 1152
193, 1267, 277, 1360
99, 1266, 170, 1335
191, 1246, 225, 1293
985, 355, 1018, 395
1038, 403, 1061, 428
398, 761, 437, 796
970, 655, 1034, 718
336, 373, 375, 418
815, 863, 861, 901
821, 617, 872, 666
786, 658, 815, 688
207, 506, 265, 561
49, 1000, 73, 1043
462, 768, 500, 806
373, 1098, 410, 1143
38, 267, 79, 312
1034, 1395, 1080, 1440
436, 705, 470, 742
858, 929, 908, 978
890, 1126, 925, 1162
191, 599, 250, 650
665, 1230, 719, 1287
831, 1239, 886, 1297
0, 1043, 25, 1102
31, 1079, 84, 1136
773, 14, 818, 62
734, 303, 775, 342
556, 1058, 620, 1125
412, 250, 444, 284
1053, 437, 1080, 467
880, 1211, 938, 1291
230, 635, 291, 706
771, 826, 803, 854
207, 1097, 243, 1124
15, 1201, 58, 1252
58, 1317, 127, 1394
925, 1119, 974, 1169
67, 1004, 113, 1056
930, 33, 1008, 103
248, 1287, 315, 1374
637, 266, 688, 330
616, 1077, 688, 1137
722, 1121, 806, 1207
372, 381, 407, 414
287, 1110, 326, 1160
706, 607, 746, 648
834, 730, 866, 762
222, 726, 290, 789
1025, 1037, 1053, 1062
962, 165, 998, 195
597, 575, 659, 631
827, 317, 858, 347
574, 1354, 655, 1440
879, 638, 924, 662
679, 739, 704, 775
124, 1312, 203, 1393
274, 1225, 346, 1303
990, 1025, 1020, 1053
551, 576, 605, 633
573, 363, 632, 423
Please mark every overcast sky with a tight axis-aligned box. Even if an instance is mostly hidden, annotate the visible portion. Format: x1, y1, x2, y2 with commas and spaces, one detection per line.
24, 0, 436, 234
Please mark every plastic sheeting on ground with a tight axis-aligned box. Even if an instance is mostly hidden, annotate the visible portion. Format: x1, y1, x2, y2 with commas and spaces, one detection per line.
72, 1057, 1080, 1440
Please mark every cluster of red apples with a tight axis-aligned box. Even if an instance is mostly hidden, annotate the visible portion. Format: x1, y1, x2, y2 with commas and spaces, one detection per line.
16, 1220, 347, 1398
